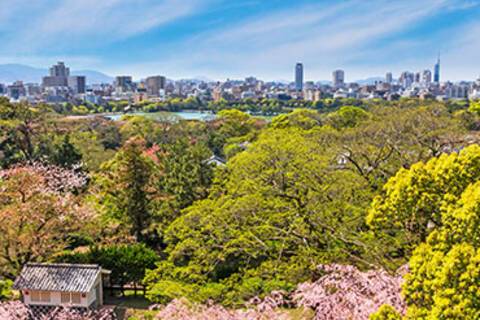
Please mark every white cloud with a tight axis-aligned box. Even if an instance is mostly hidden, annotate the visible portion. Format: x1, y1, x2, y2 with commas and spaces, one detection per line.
440, 21, 480, 81
2, 0, 205, 52
123, 0, 457, 80
0, 0, 477, 81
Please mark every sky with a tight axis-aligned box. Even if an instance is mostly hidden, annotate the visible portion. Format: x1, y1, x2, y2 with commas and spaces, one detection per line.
0, 0, 479, 82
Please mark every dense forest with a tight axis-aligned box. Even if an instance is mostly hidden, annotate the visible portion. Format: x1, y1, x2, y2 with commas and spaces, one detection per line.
2, 96, 480, 319
50, 96, 394, 115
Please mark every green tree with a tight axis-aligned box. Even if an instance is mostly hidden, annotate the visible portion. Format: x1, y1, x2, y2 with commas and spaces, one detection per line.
208, 110, 261, 157
325, 105, 369, 129
271, 108, 322, 130
145, 128, 372, 305
49, 135, 82, 168
96, 138, 157, 242
367, 145, 480, 255
0, 101, 52, 167
153, 139, 213, 232
58, 244, 159, 290
119, 116, 162, 146
0, 279, 13, 300
370, 145, 480, 319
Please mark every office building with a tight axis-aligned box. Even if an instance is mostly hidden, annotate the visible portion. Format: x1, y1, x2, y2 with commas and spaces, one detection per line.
414, 72, 421, 83
25, 83, 42, 96
422, 70, 432, 85
115, 76, 133, 93
332, 69, 345, 88
68, 76, 86, 94
7, 81, 26, 100
50, 62, 70, 77
434, 55, 440, 83
42, 62, 70, 87
145, 75, 166, 96
386, 72, 393, 84
400, 71, 414, 88
295, 63, 303, 91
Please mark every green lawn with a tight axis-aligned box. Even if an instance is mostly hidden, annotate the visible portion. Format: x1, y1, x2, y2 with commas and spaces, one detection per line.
104, 290, 152, 320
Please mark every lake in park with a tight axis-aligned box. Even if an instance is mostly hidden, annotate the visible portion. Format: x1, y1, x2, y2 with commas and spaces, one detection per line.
104, 111, 216, 121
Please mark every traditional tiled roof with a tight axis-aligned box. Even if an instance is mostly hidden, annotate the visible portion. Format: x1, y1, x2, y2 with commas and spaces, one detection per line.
13, 263, 102, 293
205, 155, 226, 166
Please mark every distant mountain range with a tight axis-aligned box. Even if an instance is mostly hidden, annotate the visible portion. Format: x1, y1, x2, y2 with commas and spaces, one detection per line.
0, 64, 388, 86
355, 77, 385, 85
0, 64, 114, 85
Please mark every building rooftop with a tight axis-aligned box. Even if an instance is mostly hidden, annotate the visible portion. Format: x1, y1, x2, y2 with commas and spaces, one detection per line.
13, 263, 103, 293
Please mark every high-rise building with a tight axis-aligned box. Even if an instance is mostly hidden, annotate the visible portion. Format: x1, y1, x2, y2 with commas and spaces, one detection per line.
25, 83, 42, 96
245, 77, 258, 86
145, 75, 166, 96
295, 63, 303, 91
50, 62, 70, 77
434, 55, 440, 83
400, 71, 414, 88
115, 76, 133, 93
422, 70, 432, 85
386, 72, 393, 84
7, 81, 26, 100
42, 62, 70, 87
332, 69, 345, 88
414, 72, 421, 83
68, 76, 86, 94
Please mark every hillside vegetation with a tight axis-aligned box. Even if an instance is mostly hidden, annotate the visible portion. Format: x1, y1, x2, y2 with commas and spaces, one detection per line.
2, 97, 480, 319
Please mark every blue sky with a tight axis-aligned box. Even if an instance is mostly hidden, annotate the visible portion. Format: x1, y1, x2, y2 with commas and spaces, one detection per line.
0, 0, 479, 81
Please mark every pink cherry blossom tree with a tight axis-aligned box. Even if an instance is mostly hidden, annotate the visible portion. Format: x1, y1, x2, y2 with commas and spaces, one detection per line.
0, 162, 92, 277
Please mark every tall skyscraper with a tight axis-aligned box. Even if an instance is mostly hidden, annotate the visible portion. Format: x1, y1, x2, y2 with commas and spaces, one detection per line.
145, 75, 166, 96
332, 69, 345, 88
386, 72, 393, 84
434, 54, 440, 83
295, 63, 303, 91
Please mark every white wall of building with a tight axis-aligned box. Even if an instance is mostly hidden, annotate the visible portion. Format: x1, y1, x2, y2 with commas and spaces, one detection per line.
23, 290, 90, 307
22, 272, 103, 308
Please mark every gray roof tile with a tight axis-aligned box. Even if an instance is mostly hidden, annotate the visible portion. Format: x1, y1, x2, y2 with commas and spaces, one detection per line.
13, 263, 101, 293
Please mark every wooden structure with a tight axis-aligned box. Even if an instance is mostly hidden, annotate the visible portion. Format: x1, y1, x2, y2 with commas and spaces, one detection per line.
13, 263, 110, 315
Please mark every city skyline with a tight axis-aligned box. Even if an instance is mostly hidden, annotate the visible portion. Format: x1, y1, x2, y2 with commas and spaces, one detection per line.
3, 60, 478, 103
0, 55, 471, 85
0, 0, 479, 81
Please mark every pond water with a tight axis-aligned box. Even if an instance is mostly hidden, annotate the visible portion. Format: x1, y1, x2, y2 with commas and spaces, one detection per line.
105, 111, 216, 121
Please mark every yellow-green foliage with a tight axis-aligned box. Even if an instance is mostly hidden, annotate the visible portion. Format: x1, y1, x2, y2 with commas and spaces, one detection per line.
369, 304, 402, 320
403, 181, 480, 319
371, 145, 480, 319
271, 108, 322, 129
367, 145, 480, 253
325, 105, 369, 129
468, 101, 480, 115
405, 244, 480, 319
0, 279, 13, 300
